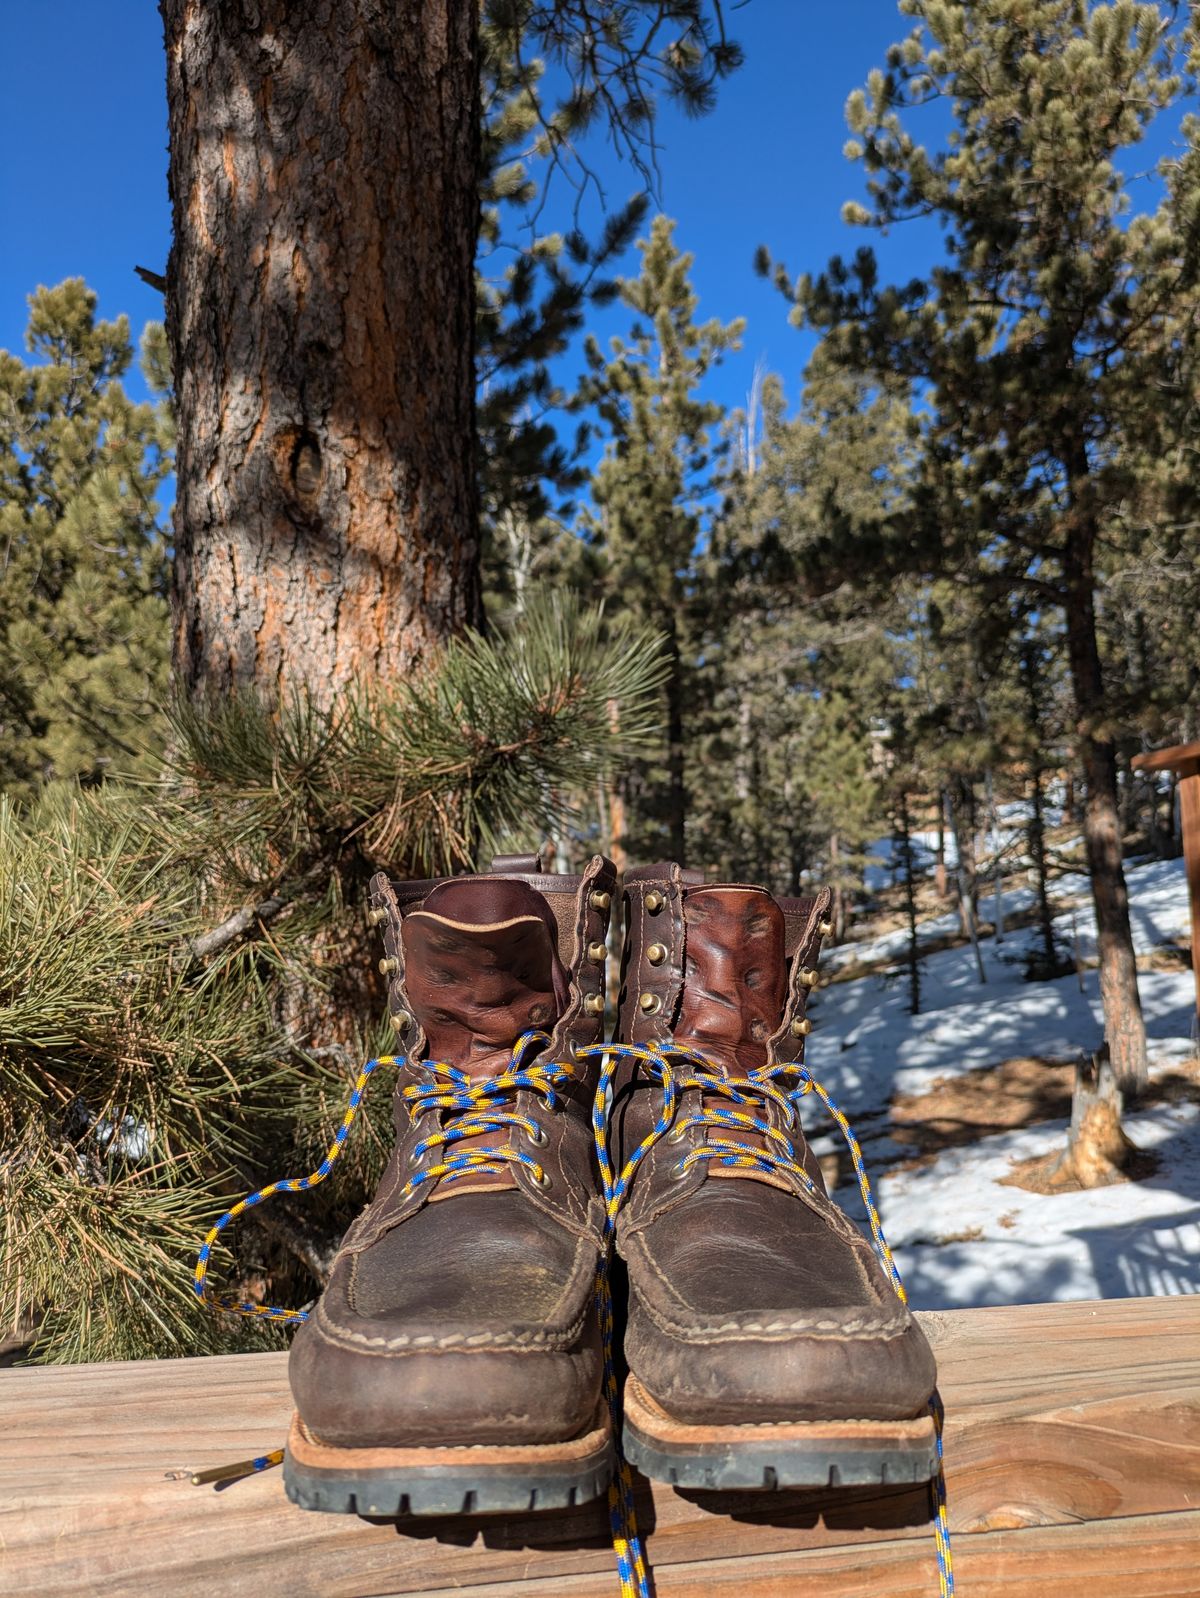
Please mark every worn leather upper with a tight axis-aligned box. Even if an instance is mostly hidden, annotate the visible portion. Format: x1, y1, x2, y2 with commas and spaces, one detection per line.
403, 878, 571, 1071
674, 887, 787, 1072
614, 868, 936, 1425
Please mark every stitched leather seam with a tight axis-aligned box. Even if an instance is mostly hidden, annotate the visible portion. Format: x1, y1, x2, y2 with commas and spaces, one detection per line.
624, 1222, 897, 1328
314, 1294, 592, 1353
632, 1294, 911, 1340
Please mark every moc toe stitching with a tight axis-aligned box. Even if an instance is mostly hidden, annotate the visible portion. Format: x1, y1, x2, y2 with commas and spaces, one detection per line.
311, 1226, 598, 1354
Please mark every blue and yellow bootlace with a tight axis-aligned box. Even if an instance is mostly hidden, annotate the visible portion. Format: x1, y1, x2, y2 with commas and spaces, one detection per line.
581, 1040, 955, 1598
192, 1031, 952, 1598
190, 1031, 567, 1476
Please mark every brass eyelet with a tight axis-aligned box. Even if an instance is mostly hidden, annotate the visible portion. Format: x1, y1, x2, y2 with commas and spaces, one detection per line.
670, 1158, 690, 1182
666, 1119, 688, 1144
532, 1167, 552, 1190
525, 1123, 548, 1148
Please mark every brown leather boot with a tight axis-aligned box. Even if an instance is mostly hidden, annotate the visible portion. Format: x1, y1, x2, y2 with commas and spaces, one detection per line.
609, 864, 938, 1491
285, 853, 617, 1516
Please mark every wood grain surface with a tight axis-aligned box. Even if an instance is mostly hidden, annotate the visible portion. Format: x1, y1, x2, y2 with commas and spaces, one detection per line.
2, 1296, 1198, 1597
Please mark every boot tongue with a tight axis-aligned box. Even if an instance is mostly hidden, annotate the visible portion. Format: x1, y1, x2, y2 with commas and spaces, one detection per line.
403, 878, 570, 1075
676, 887, 786, 1074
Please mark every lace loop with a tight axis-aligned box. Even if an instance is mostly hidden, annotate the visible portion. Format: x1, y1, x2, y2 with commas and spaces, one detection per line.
193, 1031, 561, 1325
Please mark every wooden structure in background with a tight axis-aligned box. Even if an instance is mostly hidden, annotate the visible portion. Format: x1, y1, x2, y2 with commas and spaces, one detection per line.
1132, 738, 1200, 1022
3, 1297, 1199, 1596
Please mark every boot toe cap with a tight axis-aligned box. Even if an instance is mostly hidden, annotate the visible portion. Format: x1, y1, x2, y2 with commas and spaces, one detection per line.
621, 1192, 937, 1426
289, 1194, 603, 1448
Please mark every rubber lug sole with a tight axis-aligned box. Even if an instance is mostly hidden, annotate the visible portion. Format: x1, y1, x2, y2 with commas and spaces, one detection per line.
622, 1374, 938, 1491
283, 1403, 614, 1517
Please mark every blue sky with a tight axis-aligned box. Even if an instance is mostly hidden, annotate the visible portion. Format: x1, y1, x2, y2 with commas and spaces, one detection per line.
0, 2, 1183, 428
0, 2, 938, 413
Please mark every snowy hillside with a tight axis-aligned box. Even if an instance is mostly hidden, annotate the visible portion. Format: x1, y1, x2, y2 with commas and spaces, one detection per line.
802, 856, 1200, 1310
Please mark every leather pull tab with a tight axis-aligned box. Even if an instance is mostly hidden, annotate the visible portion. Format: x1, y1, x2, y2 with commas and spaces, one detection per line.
489, 852, 542, 875
489, 843, 557, 875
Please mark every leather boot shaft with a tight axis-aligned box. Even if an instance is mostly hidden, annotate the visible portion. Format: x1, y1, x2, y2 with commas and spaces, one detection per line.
617, 861, 830, 1065
373, 851, 614, 1068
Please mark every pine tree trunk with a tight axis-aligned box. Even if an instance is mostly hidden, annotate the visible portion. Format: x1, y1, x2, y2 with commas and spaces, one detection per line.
986, 766, 1004, 942
946, 777, 980, 931
1021, 641, 1059, 972
897, 793, 920, 1016
1143, 762, 1167, 862
1029, 769, 1058, 969
946, 785, 986, 984
1062, 556, 1148, 1089
1117, 749, 1137, 838
604, 701, 628, 874
829, 831, 844, 941
160, 0, 482, 700
664, 614, 687, 863
1063, 773, 1077, 826
963, 779, 980, 923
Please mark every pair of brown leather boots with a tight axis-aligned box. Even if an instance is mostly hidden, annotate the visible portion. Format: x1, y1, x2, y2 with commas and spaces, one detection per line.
284, 855, 938, 1516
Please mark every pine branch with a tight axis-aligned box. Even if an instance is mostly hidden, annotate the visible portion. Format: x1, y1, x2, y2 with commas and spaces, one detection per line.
186, 861, 329, 961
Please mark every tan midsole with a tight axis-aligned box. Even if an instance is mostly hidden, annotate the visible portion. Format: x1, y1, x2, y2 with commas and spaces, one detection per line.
287, 1402, 612, 1471
624, 1374, 936, 1449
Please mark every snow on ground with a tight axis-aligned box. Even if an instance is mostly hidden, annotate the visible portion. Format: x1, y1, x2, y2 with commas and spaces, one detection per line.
861, 799, 1066, 891
801, 854, 1200, 1310
884, 1093, 1200, 1309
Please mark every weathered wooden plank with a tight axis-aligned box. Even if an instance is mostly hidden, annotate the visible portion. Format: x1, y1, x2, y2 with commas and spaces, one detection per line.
412, 1512, 1200, 1598
1, 1297, 1198, 1596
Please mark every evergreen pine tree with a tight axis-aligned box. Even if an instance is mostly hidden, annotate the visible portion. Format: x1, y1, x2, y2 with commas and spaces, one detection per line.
1, 593, 666, 1363
578, 216, 742, 861
0, 282, 172, 793
765, 0, 1200, 1087
698, 367, 913, 902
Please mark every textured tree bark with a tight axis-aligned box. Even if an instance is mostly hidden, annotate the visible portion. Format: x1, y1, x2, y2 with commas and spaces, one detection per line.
160, 0, 481, 699
897, 792, 921, 1016
1063, 558, 1149, 1090
1018, 1045, 1141, 1192
1020, 644, 1061, 974
664, 612, 687, 864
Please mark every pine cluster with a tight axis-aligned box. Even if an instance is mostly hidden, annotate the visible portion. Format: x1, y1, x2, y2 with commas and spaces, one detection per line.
1, 594, 664, 1362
